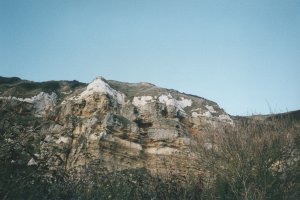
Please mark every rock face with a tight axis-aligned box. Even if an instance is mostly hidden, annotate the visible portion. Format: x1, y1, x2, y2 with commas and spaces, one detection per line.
0, 76, 234, 176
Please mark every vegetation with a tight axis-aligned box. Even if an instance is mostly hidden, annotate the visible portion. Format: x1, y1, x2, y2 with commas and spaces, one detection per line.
0, 76, 85, 98
194, 117, 300, 200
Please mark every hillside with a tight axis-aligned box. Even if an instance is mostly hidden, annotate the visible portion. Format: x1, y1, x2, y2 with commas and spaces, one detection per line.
0, 76, 299, 199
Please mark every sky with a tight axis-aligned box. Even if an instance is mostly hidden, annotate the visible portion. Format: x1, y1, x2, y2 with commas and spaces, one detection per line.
0, 0, 299, 116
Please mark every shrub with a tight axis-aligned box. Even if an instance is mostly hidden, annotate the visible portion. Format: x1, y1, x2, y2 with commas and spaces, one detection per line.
194, 118, 300, 200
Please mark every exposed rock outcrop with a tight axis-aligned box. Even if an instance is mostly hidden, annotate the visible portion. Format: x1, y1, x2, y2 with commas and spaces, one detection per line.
0, 76, 234, 176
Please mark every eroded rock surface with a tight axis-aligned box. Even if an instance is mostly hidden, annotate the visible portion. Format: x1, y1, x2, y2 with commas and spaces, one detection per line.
0, 76, 234, 176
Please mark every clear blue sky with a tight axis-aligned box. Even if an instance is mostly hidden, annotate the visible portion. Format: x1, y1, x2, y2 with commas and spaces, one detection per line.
0, 0, 299, 115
